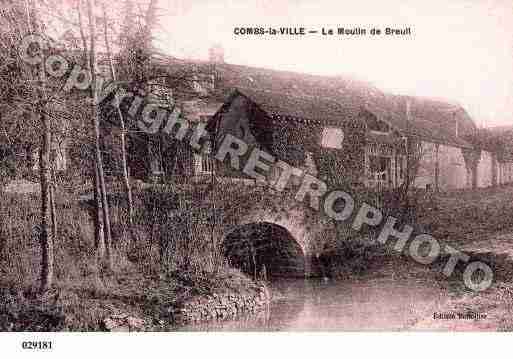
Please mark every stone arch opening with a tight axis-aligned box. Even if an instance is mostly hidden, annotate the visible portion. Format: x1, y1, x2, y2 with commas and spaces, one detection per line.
223, 222, 305, 279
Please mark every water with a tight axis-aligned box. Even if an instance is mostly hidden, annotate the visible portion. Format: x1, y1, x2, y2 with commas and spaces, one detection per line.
177, 271, 449, 331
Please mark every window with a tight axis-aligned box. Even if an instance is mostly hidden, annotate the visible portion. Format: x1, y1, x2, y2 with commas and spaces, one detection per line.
194, 141, 214, 175
399, 156, 405, 179
369, 155, 389, 173
321, 127, 344, 149
194, 154, 214, 175
368, 155, 392, 187
365, 112, 390, 133
201, 156, 214, 173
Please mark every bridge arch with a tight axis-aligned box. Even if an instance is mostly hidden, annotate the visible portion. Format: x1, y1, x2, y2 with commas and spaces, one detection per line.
222, 222, 306, 279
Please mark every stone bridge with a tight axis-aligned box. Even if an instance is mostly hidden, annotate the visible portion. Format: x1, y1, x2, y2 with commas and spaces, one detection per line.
210, 182, 340, 278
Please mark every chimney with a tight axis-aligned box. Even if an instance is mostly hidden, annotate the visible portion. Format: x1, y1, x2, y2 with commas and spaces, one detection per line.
209, 43, 224, 64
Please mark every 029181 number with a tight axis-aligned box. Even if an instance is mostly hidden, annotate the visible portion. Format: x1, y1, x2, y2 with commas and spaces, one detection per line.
21, 341, 52, 350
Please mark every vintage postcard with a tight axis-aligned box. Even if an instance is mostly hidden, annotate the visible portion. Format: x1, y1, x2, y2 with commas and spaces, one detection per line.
1, 0, 512, 357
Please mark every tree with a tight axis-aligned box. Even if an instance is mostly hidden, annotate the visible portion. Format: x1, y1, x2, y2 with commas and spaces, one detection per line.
0, 0, 57, 292
391, 100, 427, 222
101, 3, 134, 231
85, 0, 113, 271
75, 0, 112, 271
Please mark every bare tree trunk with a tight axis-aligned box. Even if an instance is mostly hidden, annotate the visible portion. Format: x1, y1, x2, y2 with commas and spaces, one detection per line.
86, 0, 113, 271
93, 164, 105, 257
39, 112, 54, 292
435, 143, 440, 192
102, 5, 134, 232
77, 0, 105, 262
25, 0, 54, 293
50, 176, 57, 239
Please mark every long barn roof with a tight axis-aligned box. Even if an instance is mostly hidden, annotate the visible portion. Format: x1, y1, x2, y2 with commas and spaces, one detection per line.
158, 57, 477, 148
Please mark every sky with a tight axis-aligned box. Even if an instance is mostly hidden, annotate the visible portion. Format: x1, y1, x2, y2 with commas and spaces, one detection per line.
157, 0, 513, 128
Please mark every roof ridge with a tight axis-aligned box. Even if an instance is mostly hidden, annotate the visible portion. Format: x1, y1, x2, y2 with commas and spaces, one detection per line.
235, 86, 357, 108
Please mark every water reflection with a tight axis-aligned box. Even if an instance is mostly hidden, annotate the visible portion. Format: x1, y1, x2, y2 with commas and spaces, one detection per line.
177, 275, 448, 331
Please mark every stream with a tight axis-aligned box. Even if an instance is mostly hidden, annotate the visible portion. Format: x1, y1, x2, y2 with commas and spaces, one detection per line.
177, 267, 450, 331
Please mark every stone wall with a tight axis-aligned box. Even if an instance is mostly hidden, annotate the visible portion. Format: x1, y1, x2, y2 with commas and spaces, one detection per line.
415, 141, 469, 190
477, 151, 493, 188
415, 141, 436, 189
173, 284, 271, 323
438, 143, 468, 190
498, 162, 513, 185
416, 146, 512, 190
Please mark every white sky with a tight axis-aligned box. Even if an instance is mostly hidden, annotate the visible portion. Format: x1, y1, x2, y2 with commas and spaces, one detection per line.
156, 0, 513, 127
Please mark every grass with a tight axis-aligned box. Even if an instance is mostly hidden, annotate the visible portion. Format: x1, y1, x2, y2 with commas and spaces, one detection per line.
322, 185, 513, 330
416, 185, 513, 244
325, 185, 513, 271
417, 185, 513, 330
3, 181, 513, 331
0, 185, 257, 331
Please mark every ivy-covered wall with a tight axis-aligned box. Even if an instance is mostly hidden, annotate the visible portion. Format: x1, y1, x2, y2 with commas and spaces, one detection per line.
211, 93, 367, 187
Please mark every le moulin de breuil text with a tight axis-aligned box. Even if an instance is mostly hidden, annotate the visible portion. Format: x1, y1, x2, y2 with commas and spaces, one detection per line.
233, 26, 412, 36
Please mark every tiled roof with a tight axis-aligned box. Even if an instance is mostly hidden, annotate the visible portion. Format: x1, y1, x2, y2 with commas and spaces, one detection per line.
214, 63, 476, 148
375, 96, 476, 148
159, 58, 478, 148
235, 87, 357, 125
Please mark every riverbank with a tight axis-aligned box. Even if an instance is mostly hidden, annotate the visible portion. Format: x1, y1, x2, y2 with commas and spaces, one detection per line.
2, 183, 513, 331
317, 185, 513, 331
0, 267, 270, 331
171, 248, 513, 331
0, 189, 271, 331
411, 185, 513, 330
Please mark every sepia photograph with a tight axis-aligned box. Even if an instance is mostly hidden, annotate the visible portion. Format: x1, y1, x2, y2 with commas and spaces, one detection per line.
1, 0, 512, 356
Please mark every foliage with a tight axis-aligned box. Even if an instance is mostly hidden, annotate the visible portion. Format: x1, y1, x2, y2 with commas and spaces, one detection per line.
0, 185, 241, 330
464, 128, 513, 162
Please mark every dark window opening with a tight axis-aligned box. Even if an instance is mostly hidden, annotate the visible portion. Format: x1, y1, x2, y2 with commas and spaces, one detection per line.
365, 112, 390, 133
